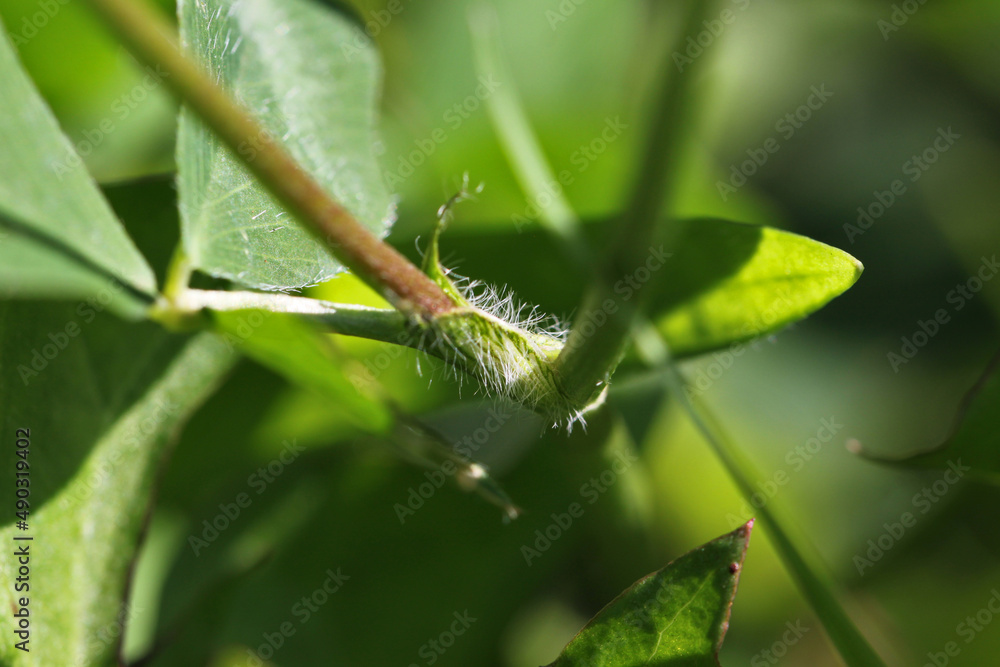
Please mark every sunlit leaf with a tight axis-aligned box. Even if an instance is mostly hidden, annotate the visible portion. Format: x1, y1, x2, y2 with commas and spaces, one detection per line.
652, 218, 863, 357
177, 0, 394, 290
432, 217, 862, 358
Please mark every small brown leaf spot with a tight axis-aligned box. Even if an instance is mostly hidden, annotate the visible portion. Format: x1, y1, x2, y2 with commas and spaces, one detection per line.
728, 562, 740, 574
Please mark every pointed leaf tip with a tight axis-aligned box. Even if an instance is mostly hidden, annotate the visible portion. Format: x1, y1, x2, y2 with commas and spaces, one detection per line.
547, 524, 752, 666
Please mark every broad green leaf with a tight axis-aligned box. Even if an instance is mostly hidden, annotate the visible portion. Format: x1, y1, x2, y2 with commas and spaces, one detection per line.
0, 303, 235, 666
853, 351, 1000, 484
211, 308, 393, 433
652, 218, 863, 357
0, 25, 156, 317
547, 522, 752, 667
177, 0, 394, 290
426, 217, 861, 358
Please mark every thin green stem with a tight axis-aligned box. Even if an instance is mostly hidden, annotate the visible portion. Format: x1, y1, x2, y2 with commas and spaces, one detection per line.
473, 5, 884, 662
153, 288, 415, 347
554, 0, 710, 405
468, 6, 590, 267
162, 244, 192, 302
154, 288, 490, 380
82, 0, 455, 319
381, 416, 521, 522
652, 338, 885, 666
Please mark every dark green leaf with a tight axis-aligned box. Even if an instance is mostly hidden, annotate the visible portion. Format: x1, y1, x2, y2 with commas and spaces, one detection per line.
0, 302, 235, 665
547, 521, 752, 667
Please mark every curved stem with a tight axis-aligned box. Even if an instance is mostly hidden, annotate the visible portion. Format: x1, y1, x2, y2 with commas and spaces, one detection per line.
554, 0, 710, 405
653, 339, 885, 667
82, 0, 455, 319
473, 6, 885, 662
468, 5, 591, 268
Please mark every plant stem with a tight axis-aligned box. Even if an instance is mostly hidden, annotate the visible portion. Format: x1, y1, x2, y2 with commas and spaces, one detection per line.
82, 0, 455, 320
468, 6, 591, 268
157, 288, 419, 346
554, 0, 709, 405
473, 4, 885, 662
162, 244, 193, 302
651, 338, 885, 666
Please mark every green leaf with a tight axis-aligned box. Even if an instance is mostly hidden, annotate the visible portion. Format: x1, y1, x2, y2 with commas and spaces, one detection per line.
0, 302, 235, 666
653, 218, 863, 357
853, 350, 1000, 484
0, 26, 156, 317
177, 0, 394, 290
423, 217, 861, 359
548, 521, 752, 667
211, 308, 394, 433
661, 360, 886, 667
151, 416, 612, 665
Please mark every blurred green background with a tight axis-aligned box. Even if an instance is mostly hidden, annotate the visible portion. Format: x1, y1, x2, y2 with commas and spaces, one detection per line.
3, 0, 999, 664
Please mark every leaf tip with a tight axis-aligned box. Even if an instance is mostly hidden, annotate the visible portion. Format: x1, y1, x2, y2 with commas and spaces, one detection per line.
848, 254, 865, 282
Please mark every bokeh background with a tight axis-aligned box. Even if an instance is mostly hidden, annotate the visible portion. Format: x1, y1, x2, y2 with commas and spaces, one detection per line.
2, 0, 999, 664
